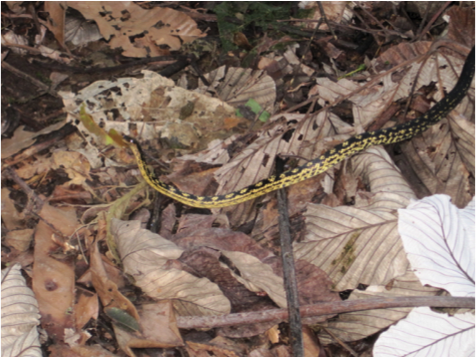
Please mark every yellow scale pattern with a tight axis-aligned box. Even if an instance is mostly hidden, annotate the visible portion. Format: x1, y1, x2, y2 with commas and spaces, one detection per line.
127, 47, 475, 208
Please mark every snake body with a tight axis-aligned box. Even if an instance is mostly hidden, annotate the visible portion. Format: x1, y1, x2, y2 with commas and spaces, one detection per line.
126, 46, 475, 208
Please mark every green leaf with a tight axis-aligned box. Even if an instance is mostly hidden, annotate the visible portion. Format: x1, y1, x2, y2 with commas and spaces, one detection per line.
104, 307, 140, 332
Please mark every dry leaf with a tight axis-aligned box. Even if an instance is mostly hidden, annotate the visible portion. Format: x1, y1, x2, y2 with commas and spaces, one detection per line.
67, 2, 205, 57
4, 229, 34, 252
89, 239, 140, 322
62, 71, 235, 146
1, 187, 25, 230
52, 151, 92, 186
213, 111, 352, 226
199, 66, 276, 113
31, 204, 78, 341
377, 42, 474, 207
1, 122, 66, 160
294, 147, 415, 291
44, 1, 67, 48
112, 219, 231, 316
114, 302, 183, 357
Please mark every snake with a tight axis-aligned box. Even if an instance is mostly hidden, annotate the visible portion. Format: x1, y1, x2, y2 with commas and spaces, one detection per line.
125, 46, 475, 208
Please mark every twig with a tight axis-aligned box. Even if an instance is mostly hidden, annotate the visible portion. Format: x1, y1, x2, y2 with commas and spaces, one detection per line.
176, 296, 474, 329
354, 2, 411, 41
317, 2, 337, 40
277, 188, 303, 357
412, 2, 452, 43
2, 60, 60, 98
330, 20, 408, 38
300, 18, 323, 65
322, 327, 359, 357
2, 166, 44, 213
32, 55, 185, 74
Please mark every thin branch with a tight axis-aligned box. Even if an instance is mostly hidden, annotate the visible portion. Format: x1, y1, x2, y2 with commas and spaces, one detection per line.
277, 189, 303, 357
176, 296, 474, 329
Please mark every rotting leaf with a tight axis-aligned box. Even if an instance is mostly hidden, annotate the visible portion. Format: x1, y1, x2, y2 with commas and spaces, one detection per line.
63, 72, 236, 147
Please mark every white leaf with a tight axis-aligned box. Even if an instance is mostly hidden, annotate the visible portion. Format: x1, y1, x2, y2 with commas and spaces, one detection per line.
398, 195, 475, 297
373, 307, 474, 357
1, 264, 42, 357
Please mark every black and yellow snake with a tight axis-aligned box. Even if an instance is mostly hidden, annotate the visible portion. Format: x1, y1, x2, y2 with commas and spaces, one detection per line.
126, 46, 475, 208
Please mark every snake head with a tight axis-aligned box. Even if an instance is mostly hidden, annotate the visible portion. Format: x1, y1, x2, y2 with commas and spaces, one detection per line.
122, 135, 138, 145
122, 135, 146, 156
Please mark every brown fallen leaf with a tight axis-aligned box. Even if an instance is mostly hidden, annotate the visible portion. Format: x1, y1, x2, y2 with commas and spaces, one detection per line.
32, 204, 78, 342
67, 2, 205, 57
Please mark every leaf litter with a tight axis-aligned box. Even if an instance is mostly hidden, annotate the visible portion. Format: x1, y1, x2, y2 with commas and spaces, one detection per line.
2, 2, 474, 356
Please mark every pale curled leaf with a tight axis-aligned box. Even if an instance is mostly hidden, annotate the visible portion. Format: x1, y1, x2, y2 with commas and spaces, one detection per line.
65, 17, 102, 46
373, 307, 475, 357
294, 147, 415, 291
398, 195, 475, 297
111, 219, 231, 316
1, 264, 41, 357
352, 146, 416, 210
